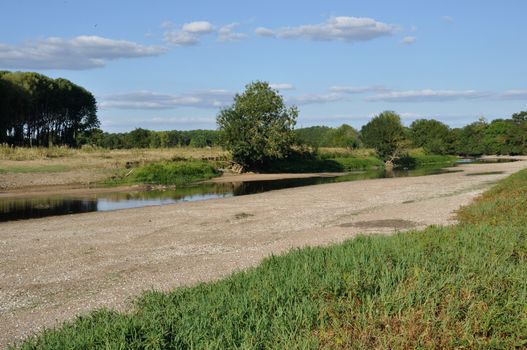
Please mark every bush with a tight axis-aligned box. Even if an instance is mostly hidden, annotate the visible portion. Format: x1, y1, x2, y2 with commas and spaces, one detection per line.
133, 161, 219, 185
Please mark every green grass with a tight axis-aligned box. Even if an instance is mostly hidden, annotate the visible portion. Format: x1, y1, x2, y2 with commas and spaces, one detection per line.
12, 169, 527, 349
264, 155, 384, 173
411, 154, 458, 167
103, 160, 220, 186
131, 161, 220, 185
397, 154, 458, 169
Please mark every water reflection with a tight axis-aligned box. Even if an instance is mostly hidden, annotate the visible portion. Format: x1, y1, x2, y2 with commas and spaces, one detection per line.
0, 166, 476, 222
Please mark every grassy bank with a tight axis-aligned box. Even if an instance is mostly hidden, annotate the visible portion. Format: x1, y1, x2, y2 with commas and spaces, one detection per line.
131, 161, 220, 185
264, 152, 455, 173
400, 154, 458, 168
13, 169, 527, 349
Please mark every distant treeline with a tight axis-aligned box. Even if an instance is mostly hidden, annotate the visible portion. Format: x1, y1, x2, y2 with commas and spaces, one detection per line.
78, 111, 527, 156
79, 128, 220, 149
0, 71, 99, 147
295, 113, 527, 156
2, 72, 526, 156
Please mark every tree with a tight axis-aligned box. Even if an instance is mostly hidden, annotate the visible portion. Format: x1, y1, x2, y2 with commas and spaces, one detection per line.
324, 124, 361, 148
125, 128, 151, 148
294, 126, 333, 148
0, 71, 98, 147
457, 118, 488, 156
512, 111, 527, 123
410, 119, 451, 155
360, 111, 407, 160
217, 81, 298, 169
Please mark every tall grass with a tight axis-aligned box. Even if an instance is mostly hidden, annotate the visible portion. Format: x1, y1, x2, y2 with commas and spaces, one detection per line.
13, 168, 527, 349
0, 144, 228, 162
0, 144, 75, 160
131, 161, 220, 185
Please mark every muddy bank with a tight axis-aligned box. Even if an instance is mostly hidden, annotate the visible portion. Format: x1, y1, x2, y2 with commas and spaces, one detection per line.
1, 157, 526, 348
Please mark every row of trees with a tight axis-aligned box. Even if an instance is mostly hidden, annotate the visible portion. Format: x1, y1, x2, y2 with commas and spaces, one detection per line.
216, 82, 527, 167
2, 74, 524, 165
79, 128, 219, 149
293, 112, 527, 158
360, 111, 527, 159
0, 71, 99, 147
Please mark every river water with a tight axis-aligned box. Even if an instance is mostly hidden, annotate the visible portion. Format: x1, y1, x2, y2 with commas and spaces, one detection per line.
0, 158, 515, 222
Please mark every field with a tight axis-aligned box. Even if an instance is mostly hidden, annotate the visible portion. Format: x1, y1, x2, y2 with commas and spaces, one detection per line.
0, 146, 228, 190
6, 160, 527, 349
1, 145, 457, 192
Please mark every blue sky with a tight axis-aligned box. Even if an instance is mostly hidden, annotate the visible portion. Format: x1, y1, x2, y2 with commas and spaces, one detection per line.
1, 0, 526, 132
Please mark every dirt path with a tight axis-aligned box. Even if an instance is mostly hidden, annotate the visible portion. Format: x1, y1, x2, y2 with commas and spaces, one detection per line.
1, 158, 526, 348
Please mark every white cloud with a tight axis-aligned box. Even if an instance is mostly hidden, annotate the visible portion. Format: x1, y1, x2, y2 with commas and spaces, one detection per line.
182, 21, 214, 34
164, 21, 214, 46
255, 27, 276, 37
164, 30, 200, 46
442, 16, 454, 23
329, 85, 390, 94
269, 83, 295, 90
255, 16, 398, 43
366, 89, 491, 102
286, 92, 345, 105
401, 36, 416, 45
500, 90, 527, 100
0, 36, 166, 70
164, 20, 247, 45
150, 116, 216, 125
100, 90, 234, 110
218, 23, 247, 42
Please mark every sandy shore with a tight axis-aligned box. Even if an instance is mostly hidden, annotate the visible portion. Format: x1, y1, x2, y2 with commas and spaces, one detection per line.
1, 157, 526, 347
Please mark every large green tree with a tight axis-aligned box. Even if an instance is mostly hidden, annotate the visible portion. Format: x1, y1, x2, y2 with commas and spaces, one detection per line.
360, 111, 407, 160
0, 71, 98, 146
217, 81, 298, 169
410, 119, 452, 155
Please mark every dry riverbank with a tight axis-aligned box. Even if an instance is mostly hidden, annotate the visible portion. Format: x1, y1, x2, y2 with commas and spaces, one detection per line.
1, 157, 526, 347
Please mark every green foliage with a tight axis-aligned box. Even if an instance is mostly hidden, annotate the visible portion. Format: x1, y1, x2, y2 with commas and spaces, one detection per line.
294, 126, 333, 148
360, 111, 408, 160
217, 81, 298, 169
79, 128, 221, 149
512, 110, 527, 123
14, 169, 527, 349
456, 118, 489, 156
126, 128, 151, 149
262, 148, 383, 173
0, 71, 98, 147
323, 124, 361, 148
410, 119, 452, 155
398, 154, 458, 169
133, 161, 219, 185
294, 124, 361, 149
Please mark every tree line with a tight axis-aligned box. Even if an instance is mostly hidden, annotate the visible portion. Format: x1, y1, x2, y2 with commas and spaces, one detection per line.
78, 111, 527, 158
79, 128, 220, 149
2, 74, 525, 158
0, 71, 99, 147
296, 112, 527, 157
